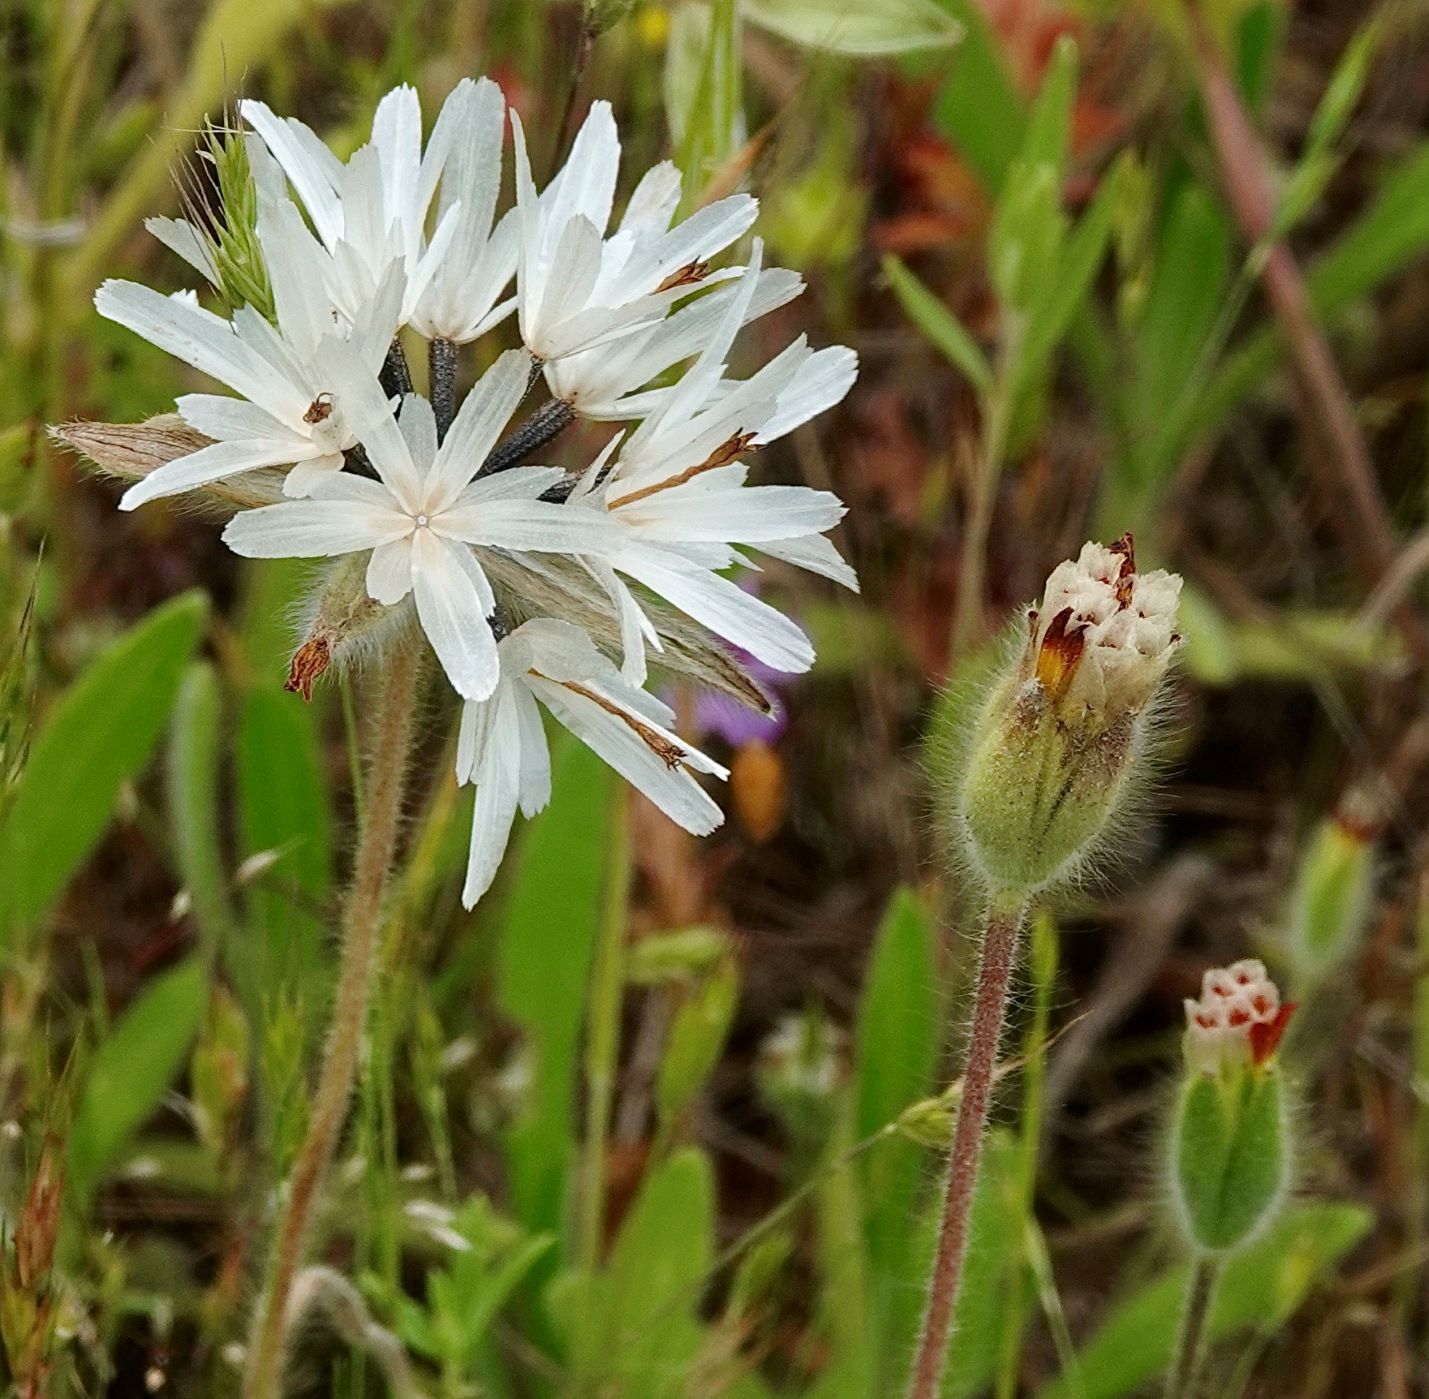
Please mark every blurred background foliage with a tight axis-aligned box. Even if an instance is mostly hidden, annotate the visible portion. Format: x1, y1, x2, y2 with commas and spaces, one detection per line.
2, 0, 1429, 1394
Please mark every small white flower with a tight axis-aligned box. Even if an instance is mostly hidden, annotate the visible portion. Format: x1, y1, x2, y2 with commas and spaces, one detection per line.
1183, 959, 1292, 1075
456, 618, 727, 908
240, 84, 463, 329
95, 208, 403, 509
1031, 537, 1182, 722
511, 100, 758, 365
221, 349, 616, 701
570, 242, 858, 680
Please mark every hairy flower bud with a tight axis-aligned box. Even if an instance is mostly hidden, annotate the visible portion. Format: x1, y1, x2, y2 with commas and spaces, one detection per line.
959, 535, 1181, 894
288, 555, 414, 699
1171, 960, 1295, 1254
1286, 796, 1378, 991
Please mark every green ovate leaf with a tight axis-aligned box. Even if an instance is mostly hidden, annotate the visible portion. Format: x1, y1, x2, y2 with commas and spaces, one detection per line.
743, 0, 960, 55
69, 956, 209, 1207
0, 591, 208, 949
655, 957, 740, 1136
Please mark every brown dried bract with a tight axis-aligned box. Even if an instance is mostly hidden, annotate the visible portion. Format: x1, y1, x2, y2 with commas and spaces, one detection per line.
654, 260, 710, 293
285, 637, 332, 702
1108, 532, 1136, 608
1034, 607, 1086, 702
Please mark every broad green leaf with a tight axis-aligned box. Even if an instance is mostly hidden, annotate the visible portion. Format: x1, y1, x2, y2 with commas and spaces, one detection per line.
849, 887, 940, 1383
235, 685, 332, 1018
932, 0, 1025, 193
1037, 1201, 1373, 1399
167, 663, 232, 955
69, 956, 209, 1207
882, 255, 992, 393
0, 591, 207, 947
744, 0, 960, 55
499, 739, 615, 1238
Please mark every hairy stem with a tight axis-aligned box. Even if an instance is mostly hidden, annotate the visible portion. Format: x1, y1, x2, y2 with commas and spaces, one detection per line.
907, 899, 1026, 1399
243, 645, 422, 1399
1164, 1254, 1219, 1399
429, 336, 458, 443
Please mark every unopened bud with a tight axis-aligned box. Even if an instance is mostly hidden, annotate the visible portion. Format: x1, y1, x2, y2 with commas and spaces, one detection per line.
959, 535, 1181, 894
1171, 960, 1294, 1253
1286, 797, 1377, 990
15, 1134, 63, 1289
626, 925, 733, 985
289, 555, 413, 698
895, 1093, 955, 1148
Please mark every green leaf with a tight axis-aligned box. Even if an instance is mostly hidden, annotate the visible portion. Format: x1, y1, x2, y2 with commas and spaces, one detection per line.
167, 663, 232, 955
1020, 34, 1076, 177
882, 255, 992, 393
1037, 1201, 1372, 1399
852, 887, 940, 1377
743, 0, 960, 55
932, 0, 1025, 193
499, 738, 615, 1238
669, 0, 743, 188
234, 685, 332, 1018
0, 591, 208, 949
1287, 816, 1376, 990
68, 956, 209, 1207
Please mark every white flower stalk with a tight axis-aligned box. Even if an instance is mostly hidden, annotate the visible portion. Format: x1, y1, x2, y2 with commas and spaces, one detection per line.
95, 209, 404, 509
240, 84, 465, 329
511, 100, 758, 365
1182, 959, 1294, 1077
221, 349, 615, 700
570, 243, 858, 680
457, 618, 727, 907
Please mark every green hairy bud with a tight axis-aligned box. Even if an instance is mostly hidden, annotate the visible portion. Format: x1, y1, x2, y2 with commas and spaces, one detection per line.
1286, 797, 1377, 990
1171, 961, 1295, 1253
958, 535, 1182, 895
288, 555, 414, 699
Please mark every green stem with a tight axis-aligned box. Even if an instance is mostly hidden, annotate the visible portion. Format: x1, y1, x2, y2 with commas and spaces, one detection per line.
569, 789, 632, 1388
907, 896, 1027, 1399
1164, 1254, 1220, 1399
950, 365, 1014, 663
243, 645, 421, 1399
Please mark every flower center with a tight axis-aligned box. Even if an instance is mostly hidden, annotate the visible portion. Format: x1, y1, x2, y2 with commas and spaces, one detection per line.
415, 513, 430, 528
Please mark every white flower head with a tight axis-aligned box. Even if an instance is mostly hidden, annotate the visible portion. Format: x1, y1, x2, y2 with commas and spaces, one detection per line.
240, 84, 465, 330
1029, 535, 1182, 724
220, 348, 615, 701
569, 241, 858, 682
1183, 960, 1293, 1075
511, 100, 758, 365
457, 618, 727, 907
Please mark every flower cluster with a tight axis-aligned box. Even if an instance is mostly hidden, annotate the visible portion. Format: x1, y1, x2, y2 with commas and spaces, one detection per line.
93, 80, 858, 907
1182, 959, 1295, 1076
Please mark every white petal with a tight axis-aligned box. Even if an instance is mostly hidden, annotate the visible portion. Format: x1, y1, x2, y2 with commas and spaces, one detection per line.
95, 280, 305, 420
453, 466, 567, 505
758, 346, 859, 443
176, 393, 295, 445
258, 201, 339, 356
398, 394, 439, 475
240, 101, 344, 247
427, 349, 530, 510
438, 498, 615, 554
411, 530, 499, 700
546, 101, 620, 242
145, 216, 218, 284
119, 438, 311, 511
461, 690, 522, 907
366, 536, 414, 603
617, 546, 815, 672
759, 534, 860, 591
222, 499, 410, 557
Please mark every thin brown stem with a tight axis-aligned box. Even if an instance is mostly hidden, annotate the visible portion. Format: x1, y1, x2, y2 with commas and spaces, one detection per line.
1164, 1254, 1219, 1399
907, 899, 1026, 1399
1188, 11, 1425, 664
243, 645, 422, 1399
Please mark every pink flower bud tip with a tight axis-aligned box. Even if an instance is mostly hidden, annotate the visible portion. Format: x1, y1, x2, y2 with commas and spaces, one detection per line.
1183, 959, 1296, 1074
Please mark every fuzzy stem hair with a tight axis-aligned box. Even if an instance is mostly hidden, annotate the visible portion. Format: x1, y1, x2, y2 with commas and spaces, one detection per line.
1164, 1253, 1220, 1399
242, 644, 422, 1399
907, 896, 1026, 1399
